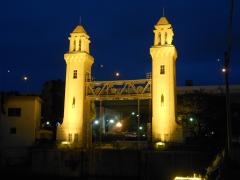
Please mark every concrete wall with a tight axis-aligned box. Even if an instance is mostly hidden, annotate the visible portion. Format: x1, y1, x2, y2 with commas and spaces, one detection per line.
29, 149, 210, 180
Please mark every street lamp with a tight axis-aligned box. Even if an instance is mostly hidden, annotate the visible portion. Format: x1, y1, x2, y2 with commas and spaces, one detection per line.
222, 68, 226, 73
115, 72, 120, 78
22, 75, 28, 81
189, 117, 194, 122
109, 119, 114, 124
94, 120, 99, 125
116, 122, 122, 128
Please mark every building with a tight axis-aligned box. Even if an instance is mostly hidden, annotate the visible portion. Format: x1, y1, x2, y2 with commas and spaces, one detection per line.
57, 16, 184, 147
57, 25, 94, 147
150, 16, 182, 143
0, 93, 41, 148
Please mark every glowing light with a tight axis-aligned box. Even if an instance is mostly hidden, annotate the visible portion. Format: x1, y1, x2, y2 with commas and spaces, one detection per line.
151, 16, 183, 143
115, 72, 120, 77
46, 121, 50, 125
139, 126, 143, 130
61, 141, 70, 145
23, 75, 28, 81
173, 173, 205, 180
155, 141, 165, 149
136, 114, 139, 117
7, 70, 10, 73
116, 122, 122, 128
109, 119, 114, 124
222, 68, 226, 73
94, 120, 99, 125
189, 117, 194, 122
131, 112, 135, 115
100, 64, 104, 68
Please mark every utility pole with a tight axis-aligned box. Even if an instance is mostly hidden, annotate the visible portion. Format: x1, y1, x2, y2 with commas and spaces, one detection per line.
224, 0, 234, 159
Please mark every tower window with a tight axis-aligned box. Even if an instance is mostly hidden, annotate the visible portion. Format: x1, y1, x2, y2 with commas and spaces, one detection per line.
158, 33, 161, 45
160, 65, 165, 74
73, 70, 77, 79
85, 72, 91, 82
72, 97, 75, 108
74, 133, 78, 142
73, 40, 76, 51
68, 133, 72, 142
161, 94, 164, 106
79, 40, 81, 51
8, 108, 21, 117
165, 32, 168, 44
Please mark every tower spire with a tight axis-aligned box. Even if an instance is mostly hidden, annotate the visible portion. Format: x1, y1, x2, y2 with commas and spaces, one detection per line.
162, 8, 165, 17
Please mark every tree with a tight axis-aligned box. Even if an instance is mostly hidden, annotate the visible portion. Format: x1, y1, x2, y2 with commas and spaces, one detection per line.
41, 79, 65, 140
177, 91, 226, 147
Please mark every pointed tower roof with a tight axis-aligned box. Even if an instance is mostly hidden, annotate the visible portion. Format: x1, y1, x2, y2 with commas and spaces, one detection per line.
157, 16, 170, 25
72, 25, 88, 35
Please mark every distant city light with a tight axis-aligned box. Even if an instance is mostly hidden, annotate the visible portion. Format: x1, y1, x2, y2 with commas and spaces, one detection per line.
116, 122, 122, 128
115, 72, 120, 77
100, 64, 104, 68
139, 126, 143, 130
7, 70, 10, 73
222, 68, 226, 73
46, 121, 50, 125
109, 119, 114, 124
136, 114, 139, 117
131, 112, 135, 115
23, 75, 28, 81
217, 58, 221, 62
94, 120, 99, 125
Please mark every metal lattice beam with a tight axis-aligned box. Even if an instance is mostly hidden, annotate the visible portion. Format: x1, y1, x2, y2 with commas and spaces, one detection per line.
85, 79, 151, 100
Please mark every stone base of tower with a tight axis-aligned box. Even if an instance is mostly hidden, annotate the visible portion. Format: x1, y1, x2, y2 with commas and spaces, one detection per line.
152, 127, 183, 144
56, 120, 92, 149
56, 124, 85, 148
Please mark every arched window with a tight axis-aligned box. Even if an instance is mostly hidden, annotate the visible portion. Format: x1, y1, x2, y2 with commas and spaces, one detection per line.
74, 133, 78, 142
160, 65, 165, 74
165, 32, 168, 44
68, 133, 72, 142
79, 40, 81, 51
72, 97, 75, 108
161, 94, 164, 105
158, 33, 161, 45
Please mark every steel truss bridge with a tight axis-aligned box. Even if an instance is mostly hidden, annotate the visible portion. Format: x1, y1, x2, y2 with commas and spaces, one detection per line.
85, 79, 151, 100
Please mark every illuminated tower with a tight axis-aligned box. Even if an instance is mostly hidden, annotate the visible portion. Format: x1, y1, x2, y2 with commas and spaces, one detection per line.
57, 25, 94, 147
150, 16, 182, 143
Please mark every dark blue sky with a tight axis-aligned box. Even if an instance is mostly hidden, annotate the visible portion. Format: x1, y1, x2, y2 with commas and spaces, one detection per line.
0, 0, 239, 93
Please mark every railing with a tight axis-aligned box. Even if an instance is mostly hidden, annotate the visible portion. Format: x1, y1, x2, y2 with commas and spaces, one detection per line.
85, 79, 151, 100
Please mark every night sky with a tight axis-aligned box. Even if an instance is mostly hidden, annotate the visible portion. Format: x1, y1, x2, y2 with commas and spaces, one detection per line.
0, 0, 239, 93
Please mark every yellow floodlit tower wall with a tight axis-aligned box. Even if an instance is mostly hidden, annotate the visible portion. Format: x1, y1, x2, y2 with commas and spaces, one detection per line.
150, 16, 182, 143
57, 25, 94, 147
